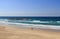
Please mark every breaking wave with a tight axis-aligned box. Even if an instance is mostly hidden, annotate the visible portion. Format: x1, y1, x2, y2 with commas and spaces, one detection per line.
0, 19, 60, 30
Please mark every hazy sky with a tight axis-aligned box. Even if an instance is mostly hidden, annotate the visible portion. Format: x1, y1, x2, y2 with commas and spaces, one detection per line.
0, 0, 60, 16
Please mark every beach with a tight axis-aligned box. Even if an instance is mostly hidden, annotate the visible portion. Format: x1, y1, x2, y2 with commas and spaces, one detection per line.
0, 0, 60, 39
0, 25, 60, 39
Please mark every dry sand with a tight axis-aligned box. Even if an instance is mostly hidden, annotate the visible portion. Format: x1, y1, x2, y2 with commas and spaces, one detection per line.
0, 26, 60, 39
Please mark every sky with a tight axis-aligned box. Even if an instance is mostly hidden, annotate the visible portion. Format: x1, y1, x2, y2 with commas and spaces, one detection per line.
0, 0, 60, 16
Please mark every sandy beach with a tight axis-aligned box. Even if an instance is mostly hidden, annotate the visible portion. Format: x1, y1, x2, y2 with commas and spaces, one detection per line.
0, 26, 60, 39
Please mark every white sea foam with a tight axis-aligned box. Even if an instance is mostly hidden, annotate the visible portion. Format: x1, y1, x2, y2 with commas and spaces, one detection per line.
32, 20, 40, 22
0, 19, 60, 30
5, 22, 60, 30
29, 20, 49, 23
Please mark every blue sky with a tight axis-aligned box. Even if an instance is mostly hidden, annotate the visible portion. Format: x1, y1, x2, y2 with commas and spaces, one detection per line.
0, 0, 60, 16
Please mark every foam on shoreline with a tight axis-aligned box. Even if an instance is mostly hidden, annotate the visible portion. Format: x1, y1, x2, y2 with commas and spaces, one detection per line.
0, 21, 60, 30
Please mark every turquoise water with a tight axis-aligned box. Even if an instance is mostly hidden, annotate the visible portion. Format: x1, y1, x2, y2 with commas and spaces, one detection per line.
0, 17, 60, 25
7, 20, 60, 25
0, 17, 60, 29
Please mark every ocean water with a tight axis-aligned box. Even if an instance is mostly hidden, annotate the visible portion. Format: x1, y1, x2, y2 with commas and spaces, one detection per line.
0, 17, 60, 29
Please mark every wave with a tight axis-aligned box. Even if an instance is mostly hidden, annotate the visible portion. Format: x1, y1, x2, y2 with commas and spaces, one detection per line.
6, 22, 60, 30
0, 19, 60, 25
32, 20, 49, 23
0, 19, 60, 30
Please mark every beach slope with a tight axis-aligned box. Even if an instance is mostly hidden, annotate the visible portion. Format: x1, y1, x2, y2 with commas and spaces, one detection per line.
0, 26, 60, 39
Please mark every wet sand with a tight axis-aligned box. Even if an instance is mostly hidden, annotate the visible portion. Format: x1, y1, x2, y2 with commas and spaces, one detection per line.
0, 26, 60, 39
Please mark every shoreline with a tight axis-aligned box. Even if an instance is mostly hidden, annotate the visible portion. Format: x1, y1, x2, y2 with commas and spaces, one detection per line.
0, 21, 60, 30
0, 26, 60, 39
1, 24, 60, 32
0, 22, 60, 32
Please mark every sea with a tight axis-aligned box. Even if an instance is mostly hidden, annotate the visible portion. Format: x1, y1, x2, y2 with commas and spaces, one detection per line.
0, 16, 60, 30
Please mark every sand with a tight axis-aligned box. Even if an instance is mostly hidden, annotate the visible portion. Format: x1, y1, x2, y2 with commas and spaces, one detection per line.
0, 26, 60, 39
